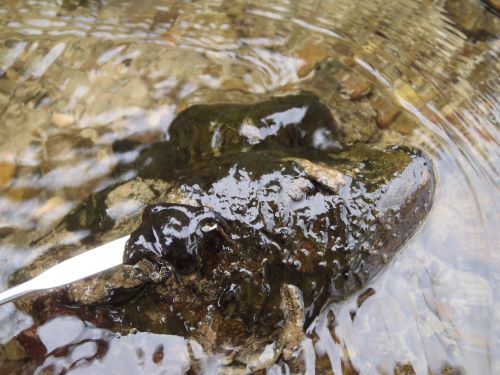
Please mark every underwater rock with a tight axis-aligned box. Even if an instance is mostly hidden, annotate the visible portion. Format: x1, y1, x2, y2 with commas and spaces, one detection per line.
119, 143, 433, 332
445, 0, 500, 41
338, 73, 371, 100
370, 95, 401, 129
486, 0, 500, 11
10, 93, 434, 369
296, 40, 329, 77
114, 92, 341, 180
0, 162, 16, 190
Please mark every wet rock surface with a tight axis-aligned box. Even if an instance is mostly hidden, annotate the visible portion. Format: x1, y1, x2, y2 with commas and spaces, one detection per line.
445, 0, 500, 41
9, 93, 435, 370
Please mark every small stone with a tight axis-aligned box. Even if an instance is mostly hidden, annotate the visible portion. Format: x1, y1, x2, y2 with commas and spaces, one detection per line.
67, 266, 143, 305
32, 196, 69, 228
105, 178, 156, 222
0, 92, 9, 107
5, 187, 39, 201
287, 157, 345, 193
487, 0, 500, 11
33, 196, 66, 216
339, 55, 355, 66
339, 73, 371, 99
152, 344, 164, 364
221, 77, 248, 92
41, 132, 94, 173
51, 112, 75, 128
120, 78, 150, 108
152, 11, 177, 28
161, 186, 197, 206
3, 338, 28, 361
394, 82, 424, 108
80, 128, 99, 143
371, 96, 401, 129
17, 327, 47, 361
391, 114, 415, 135
297, 40, 328, 77
357, 287, 376, 308
0, 162, 16, 189
106, 179, 156, 208
444, 0, 500, 39
393, 362, 416, 375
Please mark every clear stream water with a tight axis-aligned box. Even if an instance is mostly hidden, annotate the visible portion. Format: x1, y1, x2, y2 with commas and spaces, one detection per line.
0, 0, 498, 374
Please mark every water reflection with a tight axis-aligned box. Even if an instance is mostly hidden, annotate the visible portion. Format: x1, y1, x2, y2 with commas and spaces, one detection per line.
0, 0, 498, 373
35, 317, 192, 374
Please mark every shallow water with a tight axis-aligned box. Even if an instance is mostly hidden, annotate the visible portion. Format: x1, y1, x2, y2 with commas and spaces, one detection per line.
0, 0, 498, 374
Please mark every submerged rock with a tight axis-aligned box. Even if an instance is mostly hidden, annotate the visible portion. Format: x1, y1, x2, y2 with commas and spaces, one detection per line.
0, 162, 16, 190
118, 145, 433, 362
445, 0, 500, 41
9, 93, 434, 370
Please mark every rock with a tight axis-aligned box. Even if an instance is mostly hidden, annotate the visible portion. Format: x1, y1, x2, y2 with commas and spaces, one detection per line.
119, 142, 433, 355
67, 266, 144, 305
121, 93, 340, 180
62, 0, 89, 11
3, 339, 27, 361
391, 113, 416, 135
303, 63, 379, 143
32, 196, 70, 228
51, 112, 75, 128
16, 327, 46, 362
339, 73, 371, 99
0, 162, 16, 190
10, 94, 435, 370
5, 186, 39, 201
444, 0, 500, 40
285, 157, 346, 192
297, 40, 328, 77
486, 0, 500, 11
105, 178, 156, 222
119, 78, 150, 109
394, 82, 424, 108
41, 132, 95, 173
339, 55, 355, 66
370, 96, 401, 128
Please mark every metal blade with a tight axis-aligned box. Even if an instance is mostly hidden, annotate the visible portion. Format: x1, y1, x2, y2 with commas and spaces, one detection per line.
0, 236, 129, 306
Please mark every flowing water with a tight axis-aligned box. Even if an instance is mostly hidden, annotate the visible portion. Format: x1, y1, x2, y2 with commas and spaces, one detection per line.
0, 0, 498, 374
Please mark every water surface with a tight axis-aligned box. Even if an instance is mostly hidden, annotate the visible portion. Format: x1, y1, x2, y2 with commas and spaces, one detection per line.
0, 0, 498, 373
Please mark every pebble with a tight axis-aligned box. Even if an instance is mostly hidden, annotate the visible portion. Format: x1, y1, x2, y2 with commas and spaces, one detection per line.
3, 338, 28, 361
51, 112, 75, 128
105, 179, 156, 208
0, 92, 8, 107
6, 187, 40, 203
488, 0, 500, 11
339, 55, 355, 66
391, 113, 415, 135
394, 82, 424, 108
41, 132, 94, 173
370, 96, 401, 129
32, 196, 68, 227
297, 40, 328, 77
290, 158, 345, 193
339, 73, 371, 99
0, 162, 16, 189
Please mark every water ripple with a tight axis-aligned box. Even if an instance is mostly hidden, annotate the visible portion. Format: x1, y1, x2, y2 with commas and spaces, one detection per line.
0, 0, 498, 373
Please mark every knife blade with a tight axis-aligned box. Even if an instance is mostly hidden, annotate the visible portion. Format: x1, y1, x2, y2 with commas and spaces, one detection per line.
0, 236, 129, 306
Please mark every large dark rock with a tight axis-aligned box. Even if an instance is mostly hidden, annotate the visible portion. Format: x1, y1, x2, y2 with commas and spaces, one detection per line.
10, 93, 434, 367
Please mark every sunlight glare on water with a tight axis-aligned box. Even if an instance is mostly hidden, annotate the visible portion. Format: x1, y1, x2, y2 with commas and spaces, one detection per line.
0, 0, 498, 373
